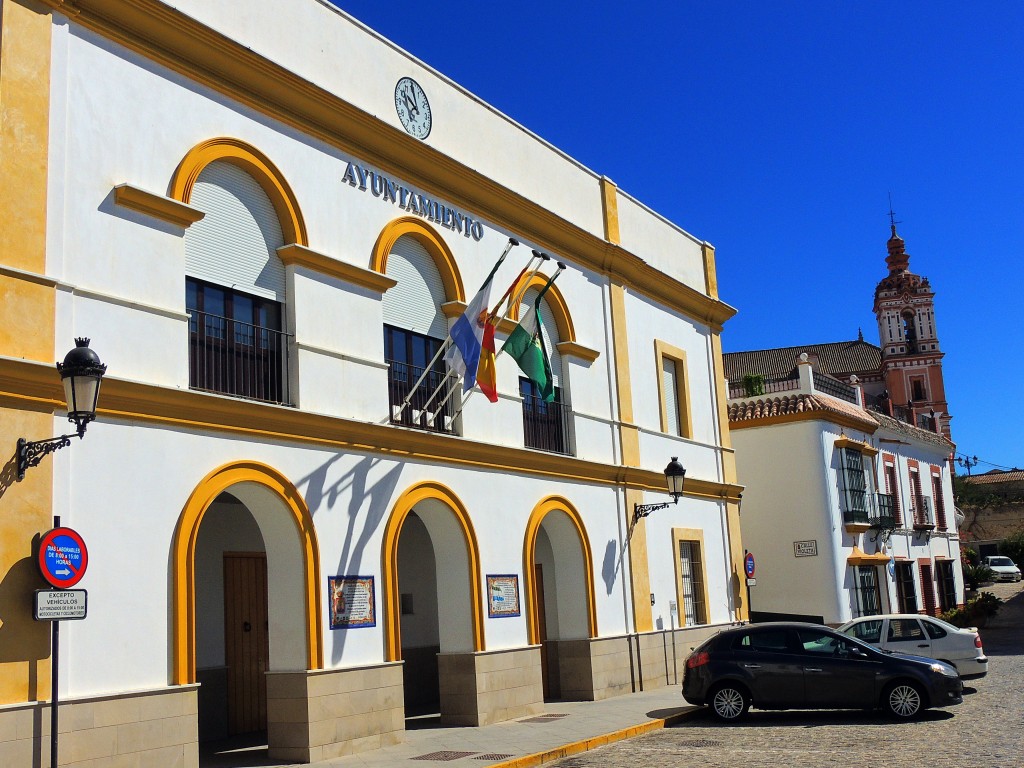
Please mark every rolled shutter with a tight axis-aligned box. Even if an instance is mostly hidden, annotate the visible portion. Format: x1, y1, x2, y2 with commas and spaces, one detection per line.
662, 357, 681, 435
382, 235, 447, 338
184, 161, 286, 302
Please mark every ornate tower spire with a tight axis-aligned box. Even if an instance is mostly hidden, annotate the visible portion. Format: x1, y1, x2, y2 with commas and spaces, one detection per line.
885, 224, 910, 273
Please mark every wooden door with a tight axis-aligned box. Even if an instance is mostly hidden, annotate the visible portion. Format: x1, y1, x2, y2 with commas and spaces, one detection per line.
224, 553, 269, 734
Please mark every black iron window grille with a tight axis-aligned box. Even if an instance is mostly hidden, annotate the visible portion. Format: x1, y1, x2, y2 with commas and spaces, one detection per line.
520, 378, 570, 455
385, 325, 454, 434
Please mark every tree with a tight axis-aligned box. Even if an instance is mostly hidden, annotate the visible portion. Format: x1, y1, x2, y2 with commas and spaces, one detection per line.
997, 530, 1024, 566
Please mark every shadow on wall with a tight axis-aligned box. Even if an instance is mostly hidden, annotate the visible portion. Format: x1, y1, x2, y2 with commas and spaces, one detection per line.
602, 539, 619, 596
295, 454, 404, 665
0, 555, 51, 698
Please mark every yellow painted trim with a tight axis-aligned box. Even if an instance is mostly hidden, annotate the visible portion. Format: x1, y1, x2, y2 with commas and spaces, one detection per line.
169, 137, 308, 246
381, 481, 484, 661
113, 183, 205, 227
63, 1, 736, 330
556, 340, 600, 364
654, 340, 693, 439
1, 358, 744, 502
370, 216, 465, 302
700, 242, 719, 300
522, 497, 598, 645
507, 273, 576, 343
670, 527, 712, 628
277, 243, 397, 294
171, 461, 323, 684
834, 436, 879, 457
608, 283, 635, 431
600, 176, 620, 245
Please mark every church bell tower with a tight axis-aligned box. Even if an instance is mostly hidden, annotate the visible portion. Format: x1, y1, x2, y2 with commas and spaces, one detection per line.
873, 223, 952, 440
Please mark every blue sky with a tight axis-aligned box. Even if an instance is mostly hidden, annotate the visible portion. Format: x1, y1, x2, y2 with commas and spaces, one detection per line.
332, 1, 1024, 472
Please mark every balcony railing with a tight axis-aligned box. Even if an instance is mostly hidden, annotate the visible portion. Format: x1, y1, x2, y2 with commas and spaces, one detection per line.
869, 493, 896, 529
188, 309, 290, 404
812, 371, 858, 403
842, 488, 872, 525
387, 359, 455, 434
912, 495, 935, 529
522, 391, 571, 455
727, 375, 799, 399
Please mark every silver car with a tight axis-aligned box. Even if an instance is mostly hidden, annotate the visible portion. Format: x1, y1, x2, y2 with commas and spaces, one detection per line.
839, 614, 988, 680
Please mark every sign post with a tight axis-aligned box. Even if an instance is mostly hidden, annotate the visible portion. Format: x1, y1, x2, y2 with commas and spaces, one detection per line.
743, 550, 756, 617
36, 525, 88, 768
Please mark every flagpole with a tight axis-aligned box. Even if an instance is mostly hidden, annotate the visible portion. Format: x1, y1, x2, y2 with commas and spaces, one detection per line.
393, 238, 519, 422
446, 260, 566, 423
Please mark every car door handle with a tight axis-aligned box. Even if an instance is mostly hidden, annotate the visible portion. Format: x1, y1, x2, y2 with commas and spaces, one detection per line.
742, 663, 761, 669
917, 644, 929, 648
804, 667, 823, 672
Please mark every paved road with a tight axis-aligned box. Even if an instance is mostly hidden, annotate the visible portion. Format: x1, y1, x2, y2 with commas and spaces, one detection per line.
550, 582, 1024, 768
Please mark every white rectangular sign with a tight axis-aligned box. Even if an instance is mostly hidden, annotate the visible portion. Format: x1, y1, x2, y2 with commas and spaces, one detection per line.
34, 589, 87, 621
794, 540, 818, 557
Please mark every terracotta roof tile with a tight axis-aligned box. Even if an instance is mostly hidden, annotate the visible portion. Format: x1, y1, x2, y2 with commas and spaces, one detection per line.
724, 340, 882, 382
868, 410, 955, 451
963, 469, 1024, 485
728, 392, 877, 430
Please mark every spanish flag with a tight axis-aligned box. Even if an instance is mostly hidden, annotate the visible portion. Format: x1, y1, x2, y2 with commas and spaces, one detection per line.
476, 318, 499, 402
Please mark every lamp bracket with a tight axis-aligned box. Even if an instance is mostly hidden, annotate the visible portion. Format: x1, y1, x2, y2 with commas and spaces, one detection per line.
869, 526, 895, 545
17, 435, 76, 482
632, 500, 675, 528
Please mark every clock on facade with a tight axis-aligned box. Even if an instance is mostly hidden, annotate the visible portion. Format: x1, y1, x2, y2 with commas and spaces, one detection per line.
395, 77, 432, 139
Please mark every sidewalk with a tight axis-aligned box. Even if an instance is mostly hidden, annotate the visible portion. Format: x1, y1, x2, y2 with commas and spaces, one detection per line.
204, 686, 698, 768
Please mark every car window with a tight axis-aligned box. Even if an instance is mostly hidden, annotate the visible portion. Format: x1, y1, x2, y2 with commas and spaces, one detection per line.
922, 619, 948, 639
988, 557, 1013, 566
887, 618, 925, 642
734, 630, 790, 652
845, 619, 882, 644
796, 629, 849, 656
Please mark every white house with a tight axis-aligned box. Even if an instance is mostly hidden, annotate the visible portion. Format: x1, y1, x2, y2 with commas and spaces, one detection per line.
726, 355, 963, 626
0, 1, 745, 764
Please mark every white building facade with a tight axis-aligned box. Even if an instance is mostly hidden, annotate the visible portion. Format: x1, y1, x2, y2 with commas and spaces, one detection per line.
0, 1, 744, 764
727, 357, 963, 626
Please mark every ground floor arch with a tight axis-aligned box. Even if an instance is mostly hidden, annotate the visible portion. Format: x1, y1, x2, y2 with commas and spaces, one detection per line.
523, 496, 597, 699
171, 462, 322, 746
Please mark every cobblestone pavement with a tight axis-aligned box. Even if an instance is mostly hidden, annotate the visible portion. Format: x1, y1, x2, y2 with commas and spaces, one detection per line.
549, 582, 1024, 768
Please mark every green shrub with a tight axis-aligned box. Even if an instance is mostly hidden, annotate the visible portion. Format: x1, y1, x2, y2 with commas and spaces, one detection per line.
742, 374, 765, 397
998, 530, 1024, 567
962, 564, 994, 589
940, 592, 1003, 628
961, 546, 979, 567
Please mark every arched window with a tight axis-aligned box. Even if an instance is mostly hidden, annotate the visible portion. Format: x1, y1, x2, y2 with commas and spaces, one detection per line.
382, 235, 453, 433
184, 160, 290, 404
517, 287, 571, 454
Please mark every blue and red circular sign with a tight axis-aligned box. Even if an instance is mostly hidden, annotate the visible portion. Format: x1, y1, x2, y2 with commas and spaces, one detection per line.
744, 552, 756, 578
38, 527, 88, 588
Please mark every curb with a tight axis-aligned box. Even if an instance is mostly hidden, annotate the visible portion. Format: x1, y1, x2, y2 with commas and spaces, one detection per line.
488, 706, 702, 768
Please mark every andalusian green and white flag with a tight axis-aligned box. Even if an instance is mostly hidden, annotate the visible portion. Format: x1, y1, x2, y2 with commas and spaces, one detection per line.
502, 273, 557, 402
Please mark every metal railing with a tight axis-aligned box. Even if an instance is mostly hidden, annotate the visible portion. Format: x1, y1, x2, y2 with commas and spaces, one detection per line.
522, 392, 571, 454
727, 375, 799, 399
386, 359, 455, 434
812, 371, 858, 403
870, 493, 896, 529
188, 309, 290, 404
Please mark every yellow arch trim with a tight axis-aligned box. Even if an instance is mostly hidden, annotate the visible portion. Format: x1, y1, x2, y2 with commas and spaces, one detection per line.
509, 274, 576, 343
370, 216, 465, 303
381, 481, 484, 661
169, 137, 308, 246
523, 496, 598, 645
171, 461, 323, 684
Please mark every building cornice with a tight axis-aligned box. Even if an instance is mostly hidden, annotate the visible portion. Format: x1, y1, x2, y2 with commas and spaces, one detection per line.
0, 356, 742, 503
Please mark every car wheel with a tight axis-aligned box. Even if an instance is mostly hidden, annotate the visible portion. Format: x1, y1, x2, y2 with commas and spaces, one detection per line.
883, 681, 925, 719
709, 682, 750, 722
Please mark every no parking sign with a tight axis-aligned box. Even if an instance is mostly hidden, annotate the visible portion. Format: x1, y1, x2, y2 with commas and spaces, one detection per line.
38, 528, 88, 588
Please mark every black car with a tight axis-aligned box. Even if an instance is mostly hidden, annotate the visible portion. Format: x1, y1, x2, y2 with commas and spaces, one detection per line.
682, 622, 963, 721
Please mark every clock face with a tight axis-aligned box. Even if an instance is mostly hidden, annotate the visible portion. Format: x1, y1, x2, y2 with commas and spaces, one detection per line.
395, 77, 432, 139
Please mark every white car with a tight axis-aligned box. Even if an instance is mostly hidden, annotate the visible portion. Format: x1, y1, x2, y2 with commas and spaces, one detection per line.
983, 556, 1022, 582
838, 614, 988, 680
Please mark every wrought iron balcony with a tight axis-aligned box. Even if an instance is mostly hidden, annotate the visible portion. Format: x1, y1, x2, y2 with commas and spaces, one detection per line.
869, 493, 896, 530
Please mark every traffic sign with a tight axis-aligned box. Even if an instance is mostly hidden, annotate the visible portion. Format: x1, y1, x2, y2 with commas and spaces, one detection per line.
38, 528, 88, 588
744, 551, 756, 578
34, 589, 87, 621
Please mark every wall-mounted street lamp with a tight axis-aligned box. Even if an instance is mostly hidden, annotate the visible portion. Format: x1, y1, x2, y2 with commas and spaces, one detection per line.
17, 338, 106, 481
631, 457, 687, 529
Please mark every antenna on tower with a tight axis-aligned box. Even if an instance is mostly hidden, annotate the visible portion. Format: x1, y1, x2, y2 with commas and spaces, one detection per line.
887, 192, 902, 230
